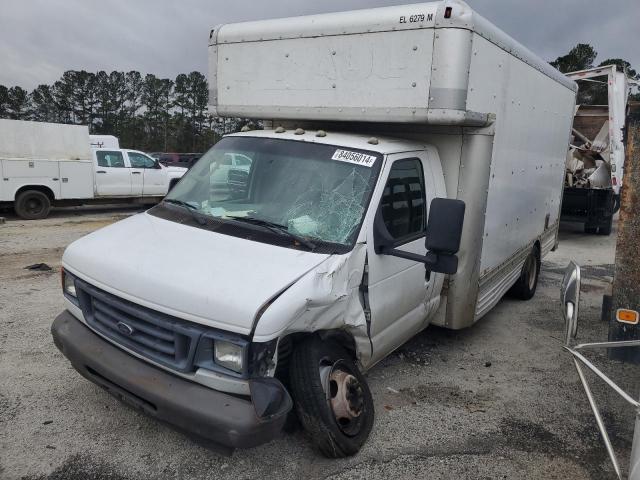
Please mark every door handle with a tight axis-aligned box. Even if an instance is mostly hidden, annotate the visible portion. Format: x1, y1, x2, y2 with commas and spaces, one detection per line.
132, 171, 142, 175
96, 171, 106, 174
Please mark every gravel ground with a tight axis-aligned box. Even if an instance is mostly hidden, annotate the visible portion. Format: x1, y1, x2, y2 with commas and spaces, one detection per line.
1, 208, 637, 480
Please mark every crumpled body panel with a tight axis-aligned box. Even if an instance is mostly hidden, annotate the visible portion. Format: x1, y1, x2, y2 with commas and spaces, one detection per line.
252, 244, 371, 363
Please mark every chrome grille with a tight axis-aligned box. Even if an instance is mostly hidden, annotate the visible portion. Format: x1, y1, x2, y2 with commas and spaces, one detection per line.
75, 279, 206, 372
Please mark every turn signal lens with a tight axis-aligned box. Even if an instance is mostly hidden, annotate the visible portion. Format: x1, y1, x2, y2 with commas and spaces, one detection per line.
616, 309, 639, 325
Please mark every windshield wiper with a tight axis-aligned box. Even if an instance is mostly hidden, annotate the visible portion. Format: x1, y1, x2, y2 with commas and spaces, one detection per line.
225, 216, 317, 250
163, 199, 206, 225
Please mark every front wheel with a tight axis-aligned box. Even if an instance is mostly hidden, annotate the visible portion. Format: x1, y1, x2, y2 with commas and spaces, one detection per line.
289, 336, 374, 458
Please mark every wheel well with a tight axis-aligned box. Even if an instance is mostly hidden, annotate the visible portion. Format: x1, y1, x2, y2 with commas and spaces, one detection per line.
275, 330, 358, 381
533, 240, 541, 256
15, 185, 55, 202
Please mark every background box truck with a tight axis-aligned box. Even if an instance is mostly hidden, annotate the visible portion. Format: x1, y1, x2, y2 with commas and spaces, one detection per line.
52, 0, 576, 458
0, 119, 186, 219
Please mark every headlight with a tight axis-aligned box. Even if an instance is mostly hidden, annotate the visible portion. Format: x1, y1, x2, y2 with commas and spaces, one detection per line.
214, 340, 243, 373
63, 271, 77, 298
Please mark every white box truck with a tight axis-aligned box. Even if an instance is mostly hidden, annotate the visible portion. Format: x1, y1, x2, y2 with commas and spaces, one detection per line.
52, 1, 576, 457
561, 65, 636, 235
0, 120, 186, 219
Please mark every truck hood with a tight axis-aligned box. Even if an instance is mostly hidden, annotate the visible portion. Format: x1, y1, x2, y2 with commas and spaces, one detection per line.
62, 212, 331, 335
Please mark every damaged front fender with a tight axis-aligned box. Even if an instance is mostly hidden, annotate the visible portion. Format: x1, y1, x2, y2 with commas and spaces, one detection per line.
252, 243, 373, 365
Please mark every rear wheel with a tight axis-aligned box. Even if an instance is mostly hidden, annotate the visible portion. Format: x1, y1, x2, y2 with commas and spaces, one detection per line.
598, 216, 613, 236
289, 336, 374, 458
15, 190, 51, 220
509, 245, 540, 300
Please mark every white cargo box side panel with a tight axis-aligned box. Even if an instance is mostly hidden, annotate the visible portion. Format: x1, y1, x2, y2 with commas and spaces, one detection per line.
59, 161, 94, 199
1, 160, 62, 199
465, 34, 575, 276
216, 30, 435, 122
212, 3, 441, 122
0, 119, 91, 162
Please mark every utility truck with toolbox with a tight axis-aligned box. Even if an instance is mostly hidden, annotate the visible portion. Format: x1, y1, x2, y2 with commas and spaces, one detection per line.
0, 119, 186, 219
51, 1, 576, 457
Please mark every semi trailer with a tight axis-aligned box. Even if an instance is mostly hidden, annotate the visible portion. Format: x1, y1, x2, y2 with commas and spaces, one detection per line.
52, 0, 576, 457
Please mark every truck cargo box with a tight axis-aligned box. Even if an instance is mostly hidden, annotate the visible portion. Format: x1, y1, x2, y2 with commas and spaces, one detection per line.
209, 0, 575, 124
0, 119, 91, 162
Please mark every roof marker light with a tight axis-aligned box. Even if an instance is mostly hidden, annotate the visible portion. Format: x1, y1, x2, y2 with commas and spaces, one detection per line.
294, 128, 305, 135
368, 137, 379, 145
316, 130, 327, 137
275, 126, 286, 133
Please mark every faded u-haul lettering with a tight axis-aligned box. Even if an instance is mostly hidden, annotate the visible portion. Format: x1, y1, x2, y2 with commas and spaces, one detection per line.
331, 149, 377, 167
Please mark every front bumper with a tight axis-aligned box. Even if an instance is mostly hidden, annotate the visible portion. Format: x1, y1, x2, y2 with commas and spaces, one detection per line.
51, 311, 291, 449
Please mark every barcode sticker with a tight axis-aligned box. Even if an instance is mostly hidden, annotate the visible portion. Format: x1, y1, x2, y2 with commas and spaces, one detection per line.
331, 149, 377, 168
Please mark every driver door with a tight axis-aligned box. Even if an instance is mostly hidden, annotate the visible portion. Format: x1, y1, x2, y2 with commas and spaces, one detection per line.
366, 152, 439, 363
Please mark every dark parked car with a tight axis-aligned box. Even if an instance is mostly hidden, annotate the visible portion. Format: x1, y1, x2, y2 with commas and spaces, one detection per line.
150, 153, 202, 169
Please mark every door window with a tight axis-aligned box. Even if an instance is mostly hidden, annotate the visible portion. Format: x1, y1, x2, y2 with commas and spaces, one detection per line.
128, 152, 157, 169
380, 158, 426, 242
96, 151, 125, 168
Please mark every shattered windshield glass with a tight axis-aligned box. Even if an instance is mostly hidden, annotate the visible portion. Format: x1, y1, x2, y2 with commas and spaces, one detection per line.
164, 136, 381, 248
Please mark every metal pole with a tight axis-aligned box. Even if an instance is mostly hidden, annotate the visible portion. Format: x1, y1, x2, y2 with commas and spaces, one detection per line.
608, 104, 640, 363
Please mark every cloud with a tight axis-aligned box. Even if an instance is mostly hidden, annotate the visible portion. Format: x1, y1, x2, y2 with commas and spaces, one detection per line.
1, 0, 638, 90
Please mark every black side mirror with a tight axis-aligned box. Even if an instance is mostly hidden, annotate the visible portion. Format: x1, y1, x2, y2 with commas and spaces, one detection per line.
155, 159, 162, 169
373, 198, 465, 274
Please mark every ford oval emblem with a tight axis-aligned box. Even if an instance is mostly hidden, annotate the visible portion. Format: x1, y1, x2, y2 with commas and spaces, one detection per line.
117, 321, 134, 336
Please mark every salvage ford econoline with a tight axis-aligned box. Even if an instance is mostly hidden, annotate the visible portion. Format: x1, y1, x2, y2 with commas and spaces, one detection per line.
52, 0, 577, 457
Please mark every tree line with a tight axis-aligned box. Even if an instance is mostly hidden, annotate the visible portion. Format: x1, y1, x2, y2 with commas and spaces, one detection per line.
0, 70, 245, 153
549, 44, 639, 104
0, 43, 637, 153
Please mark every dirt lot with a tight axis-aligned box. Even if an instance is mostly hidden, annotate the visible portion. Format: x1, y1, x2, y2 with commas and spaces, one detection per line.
1, 208, 637, 480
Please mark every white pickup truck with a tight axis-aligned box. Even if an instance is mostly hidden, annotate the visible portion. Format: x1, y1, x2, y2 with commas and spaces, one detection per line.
0, 119, 186, 219
52, 0, 576, 458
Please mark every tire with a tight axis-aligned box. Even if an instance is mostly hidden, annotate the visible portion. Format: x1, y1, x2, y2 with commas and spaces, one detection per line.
14, 190, 51, 220
289, 336, 374, 458
508, 245, 540, 300
598, 217, 613, 236
584, 225, 598, 234
613, 194, 621, 214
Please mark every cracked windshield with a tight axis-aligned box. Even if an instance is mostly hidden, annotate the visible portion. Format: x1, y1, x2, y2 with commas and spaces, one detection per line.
165, 136, 381, 246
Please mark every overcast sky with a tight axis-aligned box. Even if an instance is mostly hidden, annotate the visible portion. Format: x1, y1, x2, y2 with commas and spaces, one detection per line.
1, 0, 638, 90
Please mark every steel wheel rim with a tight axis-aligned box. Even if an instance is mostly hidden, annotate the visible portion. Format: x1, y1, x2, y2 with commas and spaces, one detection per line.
25, 198, 44, 215
319, 359, 366, 437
